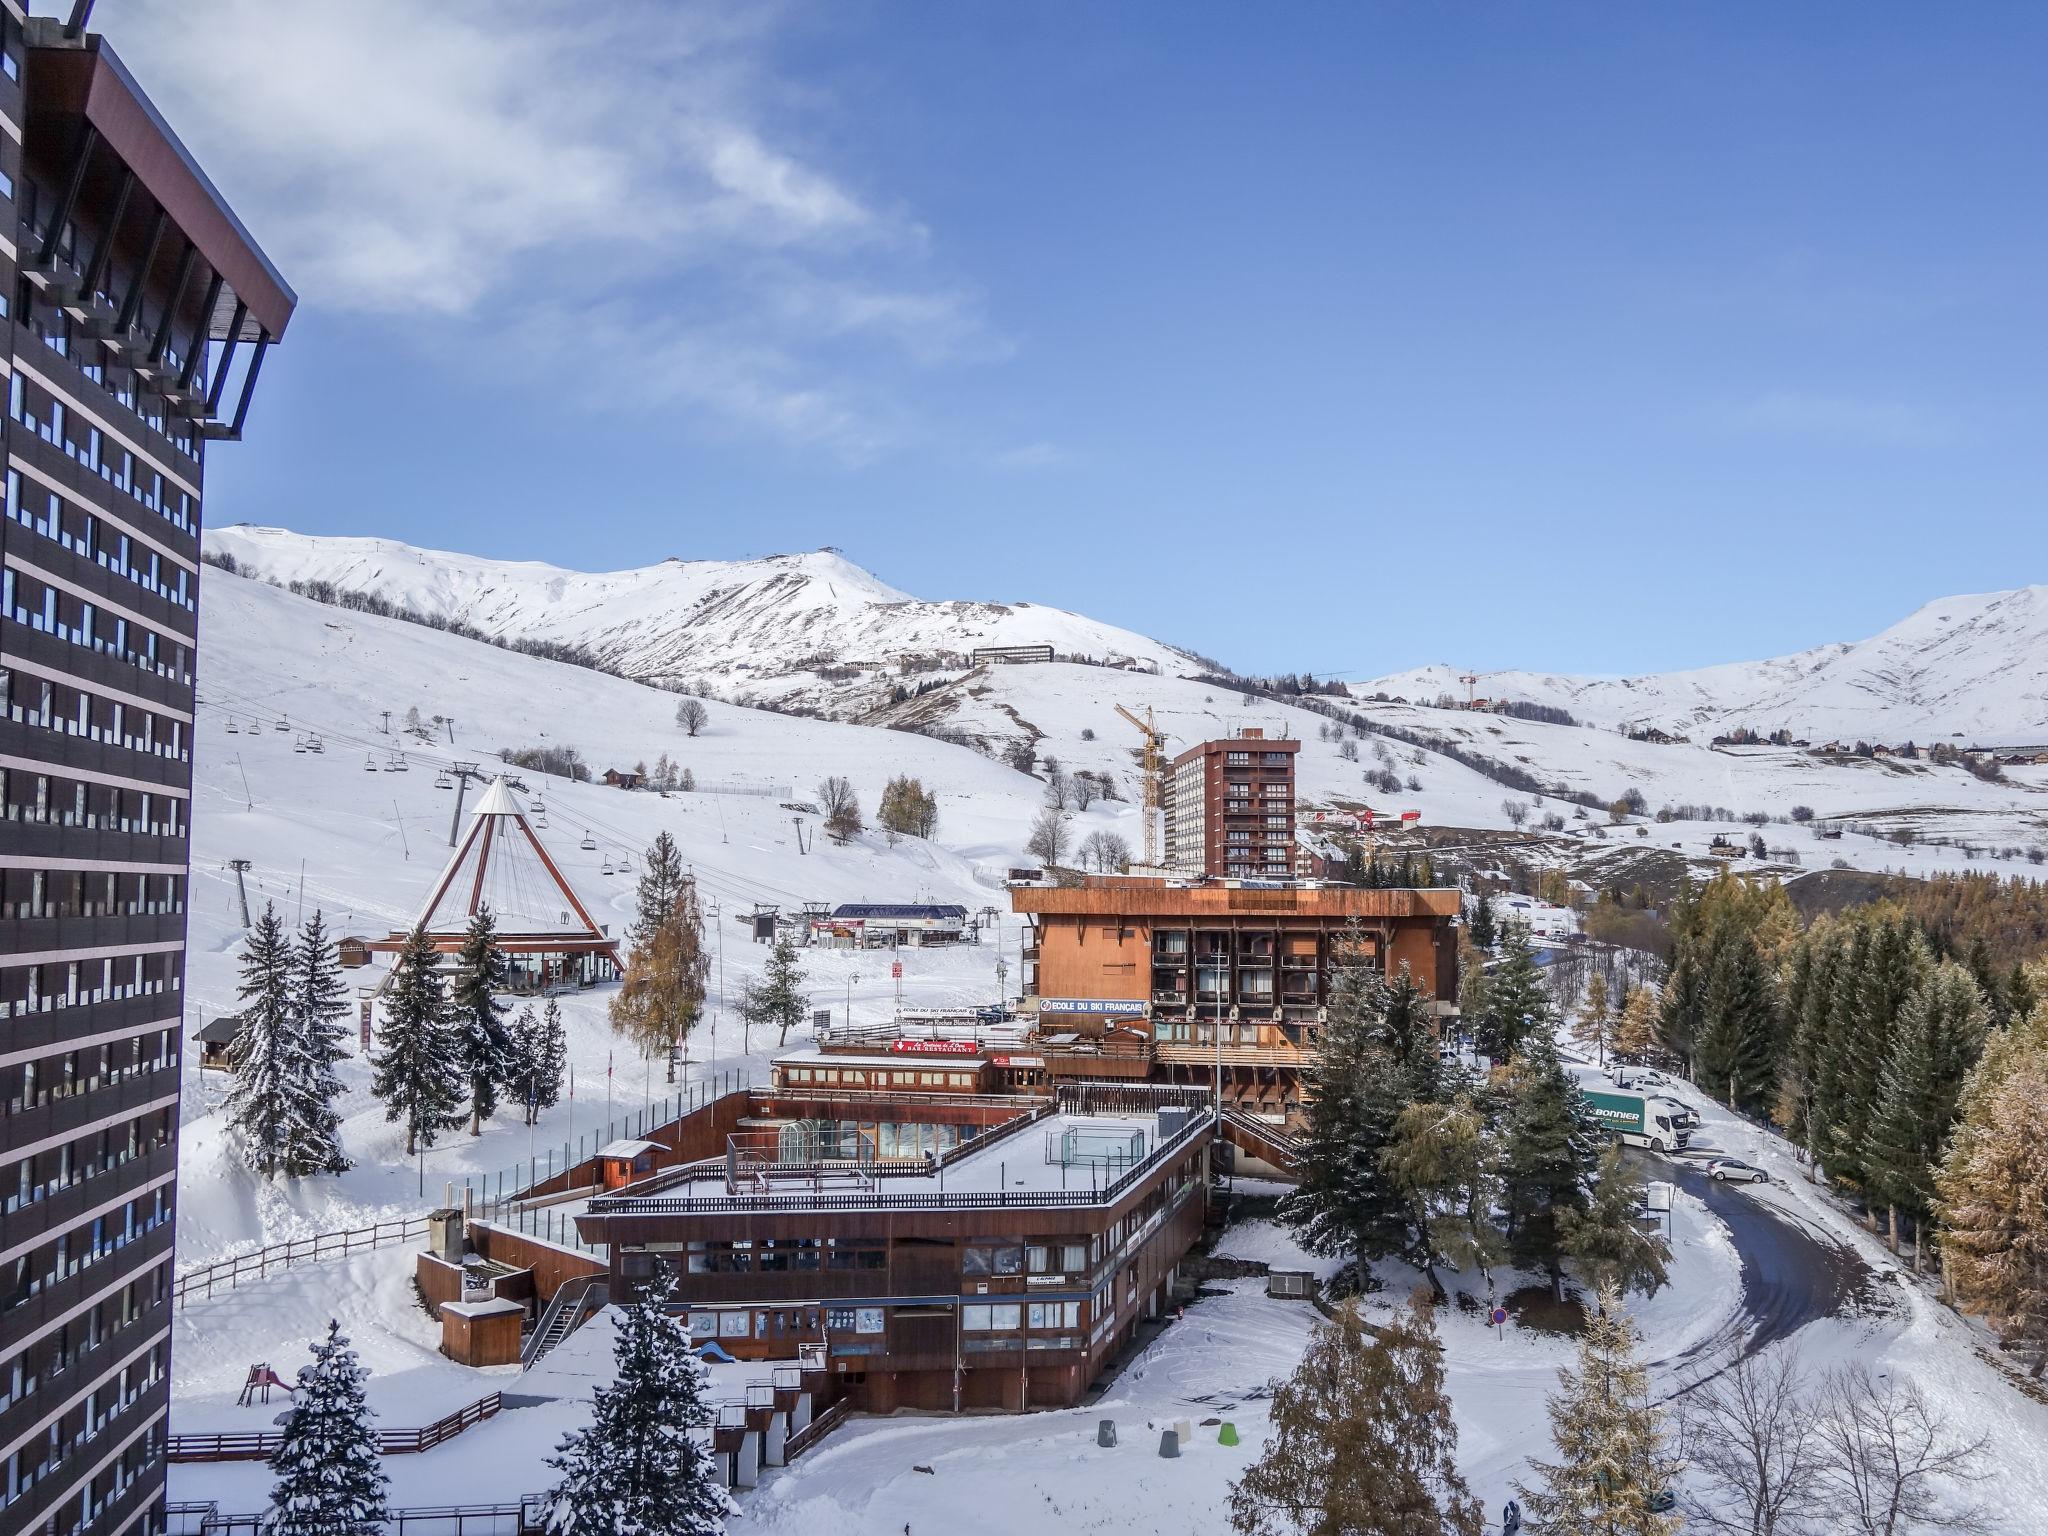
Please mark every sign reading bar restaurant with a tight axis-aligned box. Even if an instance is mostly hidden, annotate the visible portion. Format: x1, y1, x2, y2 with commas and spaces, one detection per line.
1038, 998, 1150, 1017
889, 1039, 981, 1055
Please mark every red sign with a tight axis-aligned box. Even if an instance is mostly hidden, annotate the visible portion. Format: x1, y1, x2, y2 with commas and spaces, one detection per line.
889, 1039, 979, 1056
891, 961, 903, 980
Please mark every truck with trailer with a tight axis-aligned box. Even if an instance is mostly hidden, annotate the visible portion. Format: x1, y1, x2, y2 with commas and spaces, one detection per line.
1582, 1089, 1692, 1154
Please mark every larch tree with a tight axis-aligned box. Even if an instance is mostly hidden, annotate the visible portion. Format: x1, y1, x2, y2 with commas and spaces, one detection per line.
1380, 1094, 1502, 1302
630, 832, 689, 951
611, 882, 709, 1081
1937, 1052, 2048, 1376
267, 1320, 388, 1535
1500, 1032, 1600, 1297
1513, 1290, 1680, 1536
546, 1276, 731, 1535
224, 903, 302, 1181
370, 925, 463, 1157
1558, 1145, 1670, 1304
449, 904, 517, 1136
1572, 971, 1612, 1066
1228, 1294, 1482, 1536
1612, 984, 1661, 1061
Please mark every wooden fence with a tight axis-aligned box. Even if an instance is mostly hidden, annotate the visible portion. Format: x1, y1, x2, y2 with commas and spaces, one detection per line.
168, 1393, 502, 1463
173, 1216, 430, 1307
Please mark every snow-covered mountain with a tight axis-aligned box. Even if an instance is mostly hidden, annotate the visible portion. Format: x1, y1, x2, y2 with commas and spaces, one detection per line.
205, 525, 1202, 714
1365, 586, 2048, 745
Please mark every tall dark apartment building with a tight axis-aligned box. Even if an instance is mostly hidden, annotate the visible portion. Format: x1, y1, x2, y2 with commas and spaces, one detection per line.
1161, 729, 1299, 881
0, 4, 292, 1530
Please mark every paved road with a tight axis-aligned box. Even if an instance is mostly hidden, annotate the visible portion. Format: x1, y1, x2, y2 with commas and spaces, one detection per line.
1631, 1153, 1873, 1380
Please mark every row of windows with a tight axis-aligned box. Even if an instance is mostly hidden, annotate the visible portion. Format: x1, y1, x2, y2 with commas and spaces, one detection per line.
0, 867, 184, 923
1, 952, 181, 1024
2, 1032, 180, 1122
962, 1241, 1089, 1277
2, 667, 192, 765
0, 1270, 165, 1422
0, 768, 185, 839
1, 1347, 165, 1518
7, 468, 195, 613
773, 1064, 983, 1092
1, 567, 194, 689
685, 1238, 887, 1275
14, 269, 202, 463
2, 1158, 175, 1314
3, 1115, 176, 1224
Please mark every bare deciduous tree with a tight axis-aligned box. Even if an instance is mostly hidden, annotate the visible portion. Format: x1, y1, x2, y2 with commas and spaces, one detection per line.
674, 697, 709, 736
1676, 1352, 1828, 1535
1026, 807, 1071, 868
1503, 799, 1530, 830
1811, 1366, 1990, 1536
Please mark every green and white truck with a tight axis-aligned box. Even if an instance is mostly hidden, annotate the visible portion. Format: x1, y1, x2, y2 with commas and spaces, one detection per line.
1582, 1089, 1692, 1154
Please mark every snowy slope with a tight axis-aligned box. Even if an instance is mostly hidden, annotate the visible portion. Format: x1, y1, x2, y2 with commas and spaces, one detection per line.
179, 569, 1145, 1264
1366, 586, 2048, 743
204, 524, 1203, 713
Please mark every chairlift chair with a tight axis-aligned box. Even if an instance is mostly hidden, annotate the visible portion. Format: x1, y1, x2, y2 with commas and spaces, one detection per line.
434, 773, 454, 790
274, 717, 289, 732
600, 857, 614, 876
364, 754, 378, 772
293, 737, 308, 755
308, 737, 324, 754
580, 831, 597, 851
535, 814, 549, 829
385, 751, 408, 772
226, 719, 239, 734
530, 798, 547, 814
248, 721, 260, 734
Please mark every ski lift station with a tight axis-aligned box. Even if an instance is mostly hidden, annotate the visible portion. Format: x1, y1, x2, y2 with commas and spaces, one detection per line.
361, 776, 621, 989
805, 902, 970, 949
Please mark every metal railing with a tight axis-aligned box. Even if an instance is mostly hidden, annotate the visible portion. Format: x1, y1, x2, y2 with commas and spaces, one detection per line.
167, 1500, 545, 1536
167, 1393, 504, 1462
174, 1217, 430, 1307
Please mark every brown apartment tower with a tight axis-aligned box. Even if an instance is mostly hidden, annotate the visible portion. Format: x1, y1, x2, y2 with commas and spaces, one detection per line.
0, 4, 293, 1530
1161, 729, 1299, 880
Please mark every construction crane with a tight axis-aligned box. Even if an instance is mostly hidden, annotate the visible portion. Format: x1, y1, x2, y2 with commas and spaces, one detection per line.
1459, 671, 1479, 707
1113, 703, 1166, 868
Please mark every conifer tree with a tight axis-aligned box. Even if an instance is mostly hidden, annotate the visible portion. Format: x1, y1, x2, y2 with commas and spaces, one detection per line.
1229, 1293, 1482, 1536
611, 881, 709, 1081
1695, 932, 1779, 1113
507, 1004, 567, 1125
546, 1276, 731, 1534
1284, 955, 1412, 1293
371, 925, 464, 1157
540, 998, 568, 1110
1612, 984, 1660, 1061
1477, 921, 1548, 1064
1656, 950, 1706, 1076
739, 929, 808, 1047
267, 1320, 389, 1535
1513, 1291, 1680, 1535
1867, 961, 1989, 1263
1558, 1145, 1670, 1303
450, 904, 516, 1135
1572, 971, 1611, 1066
630, 831, 689, 951
1381, 1095, 1502, 1301
224, 903, 301, 1180
281, 910, 352, 1176
1501, 1032, 1600, 1296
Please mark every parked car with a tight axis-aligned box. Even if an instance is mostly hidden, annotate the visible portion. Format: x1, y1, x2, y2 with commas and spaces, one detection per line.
1707, 1157, 1769, 1184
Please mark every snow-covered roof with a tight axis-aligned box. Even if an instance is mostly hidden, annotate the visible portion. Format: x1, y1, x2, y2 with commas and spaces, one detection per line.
405, 776, 609, 940
598, 1139, 662, 1159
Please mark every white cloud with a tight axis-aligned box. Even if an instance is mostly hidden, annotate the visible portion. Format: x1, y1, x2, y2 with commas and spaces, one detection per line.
99, 0, 999, 457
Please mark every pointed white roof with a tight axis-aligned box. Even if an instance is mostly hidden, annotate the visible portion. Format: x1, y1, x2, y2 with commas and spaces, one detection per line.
404, 777, 613, 945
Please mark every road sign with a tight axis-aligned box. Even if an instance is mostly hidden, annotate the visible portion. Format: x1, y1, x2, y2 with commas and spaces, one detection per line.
1489, 1306, 1508, 1327
891, 960, 903, 980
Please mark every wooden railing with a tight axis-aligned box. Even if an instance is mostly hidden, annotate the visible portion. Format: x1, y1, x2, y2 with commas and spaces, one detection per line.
167, 1392, 502, 1462
173, 1216, 430, 1307
785, 1396, 851, 1461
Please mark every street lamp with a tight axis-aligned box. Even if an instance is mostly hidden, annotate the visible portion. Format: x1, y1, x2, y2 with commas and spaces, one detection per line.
845, 971, 861, 1031
995, 957, 1009, 1010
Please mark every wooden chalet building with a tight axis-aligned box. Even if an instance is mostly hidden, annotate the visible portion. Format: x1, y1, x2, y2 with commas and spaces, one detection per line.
1011, 875, 1459, 1119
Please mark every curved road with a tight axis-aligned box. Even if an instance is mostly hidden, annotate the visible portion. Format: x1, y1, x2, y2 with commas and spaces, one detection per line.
1625, 1150, 1872, 1382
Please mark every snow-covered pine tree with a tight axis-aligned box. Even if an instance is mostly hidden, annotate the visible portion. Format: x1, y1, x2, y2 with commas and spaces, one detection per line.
1513, 1289, 1680, 1535
1228, 1293, 1482, 1536
750, 930, 807, 1048
1501, 1031, 1600, 1295
1695, 931, 1780, 1114
370, 925, 463, 1157
267, 1319, 389, 1535
224, 903, 299, 1180
283, 909, 352, 1175
546, 1275, 732, 1534
540, 998, 568, 1112
507, 1000, 566, 1125
450, 903, 516, 1135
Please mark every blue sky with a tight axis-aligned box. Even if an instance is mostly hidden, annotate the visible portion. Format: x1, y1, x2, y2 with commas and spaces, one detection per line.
111, 1, 2048, 677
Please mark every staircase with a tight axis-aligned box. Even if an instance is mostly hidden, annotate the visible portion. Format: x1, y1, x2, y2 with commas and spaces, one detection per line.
1218, 1107, 1303, 1174
523, 1276, 608, 1369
